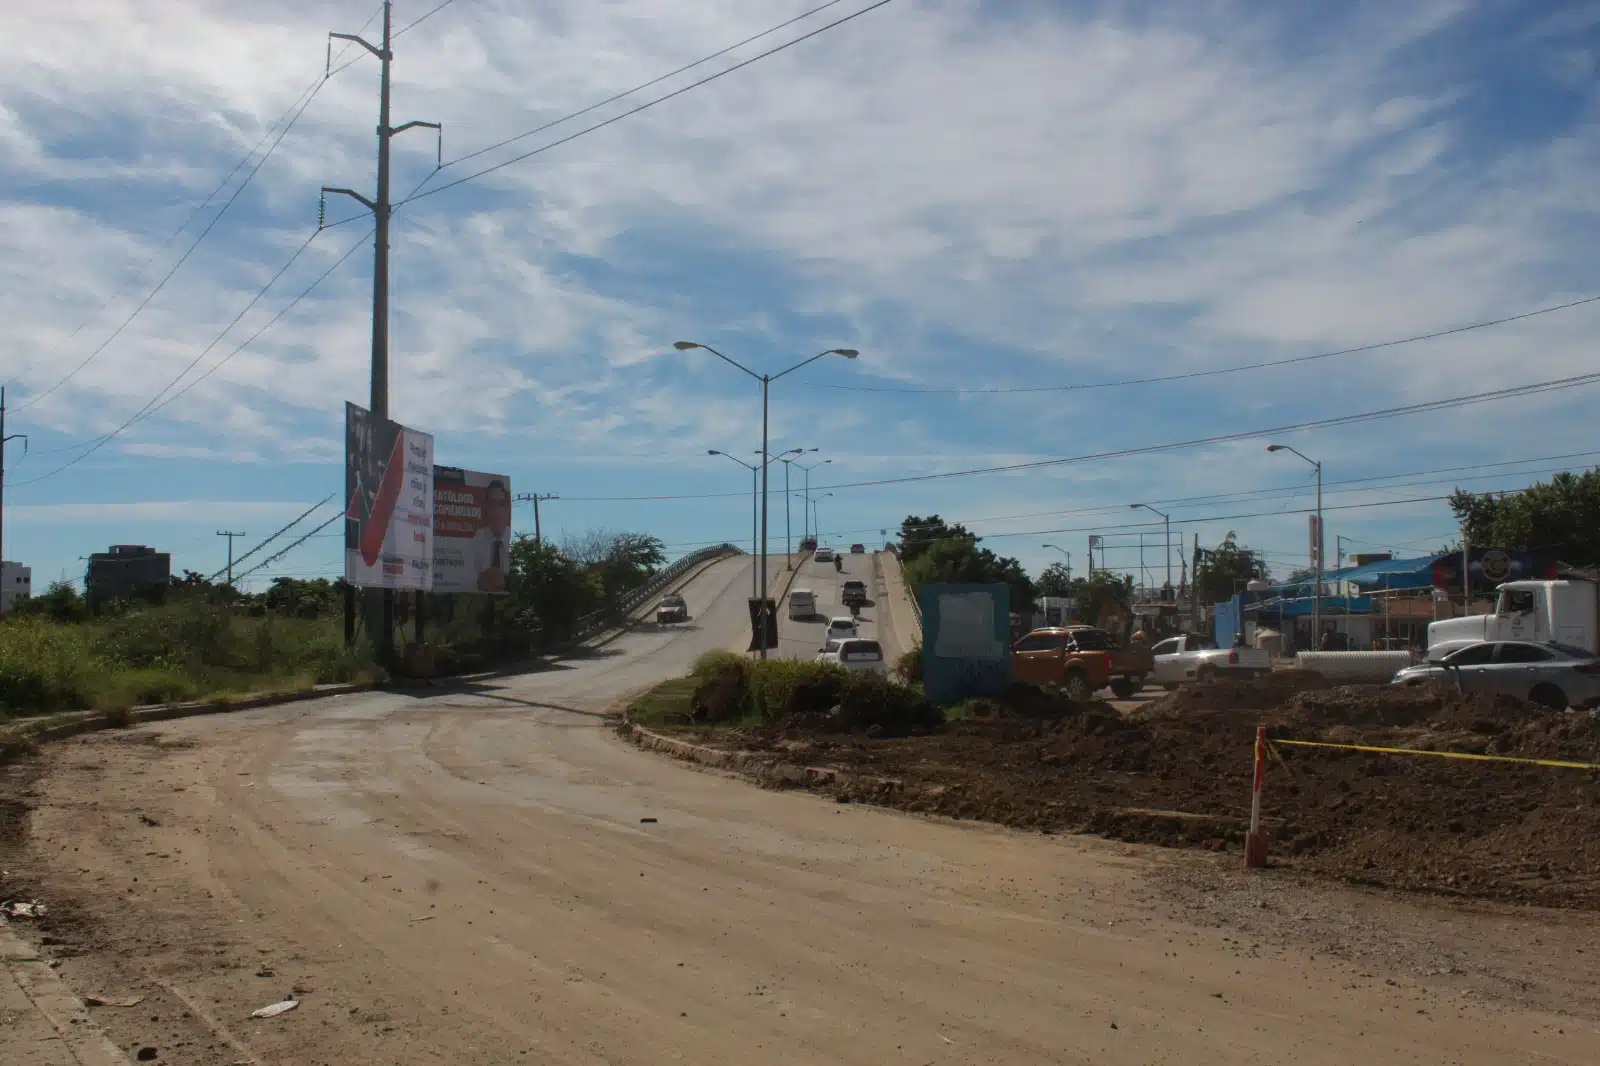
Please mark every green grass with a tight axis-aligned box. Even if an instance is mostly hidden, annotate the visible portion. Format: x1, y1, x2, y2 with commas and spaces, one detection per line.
627, 676, 698, 727
0, 607, 384, 721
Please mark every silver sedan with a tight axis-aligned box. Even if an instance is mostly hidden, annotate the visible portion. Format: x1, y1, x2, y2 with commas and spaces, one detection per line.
1392, 640, 1600, 710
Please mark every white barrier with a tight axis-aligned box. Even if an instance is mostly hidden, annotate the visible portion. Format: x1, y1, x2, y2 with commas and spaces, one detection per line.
1294, 650, 1416, 682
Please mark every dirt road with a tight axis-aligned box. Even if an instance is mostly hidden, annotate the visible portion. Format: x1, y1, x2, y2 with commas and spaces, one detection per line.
3, 555, 1597, 1064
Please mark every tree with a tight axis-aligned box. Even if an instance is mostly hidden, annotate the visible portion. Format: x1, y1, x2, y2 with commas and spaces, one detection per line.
901, 533, 1034, 614
506, 536, 604, 642
560, 528, 667, 599
1069, 569, 1134, 627
1451, 469, 1600, 565
1034, 561, 1073, 598
262, 577, 342, 619
897, 515, 978, 565
1193, 531, 1268, 606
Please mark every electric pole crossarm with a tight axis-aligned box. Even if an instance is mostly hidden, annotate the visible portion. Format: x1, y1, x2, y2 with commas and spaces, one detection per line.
329, 31, 388, 60
390, 121, 443, 167
322, 186, 377, 212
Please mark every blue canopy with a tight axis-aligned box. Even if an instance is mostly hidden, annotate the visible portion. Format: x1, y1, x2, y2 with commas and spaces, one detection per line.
1272, 555, 1439, 594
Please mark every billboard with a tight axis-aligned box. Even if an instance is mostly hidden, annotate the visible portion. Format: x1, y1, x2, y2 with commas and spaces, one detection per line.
918, 582, 1011, 706
432, 467, 512, 594
344, 402, 435, 590
1308, 514, 1322, 571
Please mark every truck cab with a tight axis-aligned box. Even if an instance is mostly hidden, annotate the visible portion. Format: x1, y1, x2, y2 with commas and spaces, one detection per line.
1428, 579, 1598, 656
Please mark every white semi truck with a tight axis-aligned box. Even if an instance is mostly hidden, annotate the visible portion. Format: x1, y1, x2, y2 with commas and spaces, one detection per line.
1427, 578, 1599, 656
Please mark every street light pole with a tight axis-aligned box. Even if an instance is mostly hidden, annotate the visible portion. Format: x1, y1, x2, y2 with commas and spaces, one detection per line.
677, 342, 858, 660
778, 448, 818, 569
1042, 543, 1072, 584
795, 458, 832, 544
1129, 504, 1171, 591
1267, 444, 1322, 645
710, 448, 801, 600
813, 493, 833, 542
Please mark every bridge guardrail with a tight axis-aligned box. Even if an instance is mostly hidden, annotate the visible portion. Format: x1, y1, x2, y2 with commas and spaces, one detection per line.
571, 543, 741, 642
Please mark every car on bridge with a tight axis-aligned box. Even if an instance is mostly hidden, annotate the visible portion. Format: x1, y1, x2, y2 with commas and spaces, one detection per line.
826, 616, 859, 642
841, 579, 867, 607
816, 637, 887, 675
850, 543, 865, 554
655, 594, 688, 624
814, 546, 836, 562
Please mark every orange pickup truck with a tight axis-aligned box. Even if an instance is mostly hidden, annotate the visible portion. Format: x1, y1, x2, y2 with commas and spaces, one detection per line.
1064, 625, 1154, 698
1010, 628, 1114, 701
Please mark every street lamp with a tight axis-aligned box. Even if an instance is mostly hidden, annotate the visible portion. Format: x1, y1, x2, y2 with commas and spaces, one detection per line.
708, 449, 761, 596
1128, 504, 1171, 592
812, 493, 834, 542
794, 457, 832, 544
1042, 543, 1072, 584
708, 447, 799, 596
1266, 443, 1322, 644
676, 341, 859, 659
776, 448, 819, 568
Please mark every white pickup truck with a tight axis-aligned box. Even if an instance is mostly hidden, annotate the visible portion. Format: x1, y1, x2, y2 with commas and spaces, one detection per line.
1428, 578, 1598, 655
1149, 633, 1272, 688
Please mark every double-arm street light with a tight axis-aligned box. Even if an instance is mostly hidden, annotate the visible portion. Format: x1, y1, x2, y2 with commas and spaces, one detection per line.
777, 448, 819, 568
1128, 504, 1171, 591
1041, 543, 1072, 584
676, 341, 858, 659
1266, 443, 1322, 642
794, 457, 832, 543
812, 493, 834, 543
709, 447, 801, 596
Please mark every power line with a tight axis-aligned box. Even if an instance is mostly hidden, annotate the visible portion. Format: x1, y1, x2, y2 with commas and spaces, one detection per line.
233, 512, 343, 584
803, 370, 1600, 493
11, 227, 372, 484
396, 0, 899, 207
415, 0, 850, 187
394, 0, 459, 38
206, 496, 333, 582
544, 376, 1600, 503
4, 77, 329, 391
12, 63, 353, 414
815, 293, 1600, 395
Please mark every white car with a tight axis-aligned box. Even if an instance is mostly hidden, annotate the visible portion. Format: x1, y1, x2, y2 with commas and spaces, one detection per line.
814, 547, 835, 562
788, 588, 817, 620
825, 616, 858, 642
816, 637, 887, 674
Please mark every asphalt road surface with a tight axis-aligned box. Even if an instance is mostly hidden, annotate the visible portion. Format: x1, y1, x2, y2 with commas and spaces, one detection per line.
772, 550, 891, 664
4, 552, 1593, 1065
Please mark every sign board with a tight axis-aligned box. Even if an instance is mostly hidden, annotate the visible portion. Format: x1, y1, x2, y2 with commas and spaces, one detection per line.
432, 467, 512, 594
344, 401, 434, 590
1308, 514, 1322, 571
747, 598, 779, 652
918, 582, 1010, 706
1430, 548, 1557, 591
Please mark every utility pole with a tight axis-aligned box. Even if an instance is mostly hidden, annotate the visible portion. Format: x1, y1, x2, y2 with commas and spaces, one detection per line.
216, 530, 247, 587
517, 493, 559, 548
323, 1, 440, 659
0, 386, 29, 582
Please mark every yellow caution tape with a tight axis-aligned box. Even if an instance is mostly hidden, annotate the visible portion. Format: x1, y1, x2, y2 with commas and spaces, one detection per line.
1268, 738, 1600, 772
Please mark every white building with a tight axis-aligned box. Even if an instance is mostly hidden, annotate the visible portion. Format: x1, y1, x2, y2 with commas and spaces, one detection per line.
1, 561, 31, 615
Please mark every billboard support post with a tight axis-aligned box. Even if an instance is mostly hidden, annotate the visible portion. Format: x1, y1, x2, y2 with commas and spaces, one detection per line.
324, 0, 440, 658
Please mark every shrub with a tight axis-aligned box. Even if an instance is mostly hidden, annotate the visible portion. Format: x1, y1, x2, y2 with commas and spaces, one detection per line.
691, 650, 751, 683
748, 659, 843, 721
835, 671, 940, 736
894, 645, 922, 684
0, 618, 93, 715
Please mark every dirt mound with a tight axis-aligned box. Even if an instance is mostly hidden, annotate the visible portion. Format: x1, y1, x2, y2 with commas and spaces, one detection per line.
692, 679, 1600, 909
1136, 669, 1339, 717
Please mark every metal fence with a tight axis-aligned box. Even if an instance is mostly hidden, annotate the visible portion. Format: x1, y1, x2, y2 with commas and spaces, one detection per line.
571, 543, 741, 642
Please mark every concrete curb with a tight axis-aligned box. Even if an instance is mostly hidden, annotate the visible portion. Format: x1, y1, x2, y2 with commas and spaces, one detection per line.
876, 551, 921, 659
0, 681, 378, 760
2, 922, 133, 1065
621, 720, 904, 797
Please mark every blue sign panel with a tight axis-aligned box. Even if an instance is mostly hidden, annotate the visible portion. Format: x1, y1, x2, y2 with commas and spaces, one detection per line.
919, 582, 1011, 706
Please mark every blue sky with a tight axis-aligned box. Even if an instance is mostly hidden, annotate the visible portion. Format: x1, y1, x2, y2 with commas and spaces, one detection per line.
2, 0, 1599, 592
